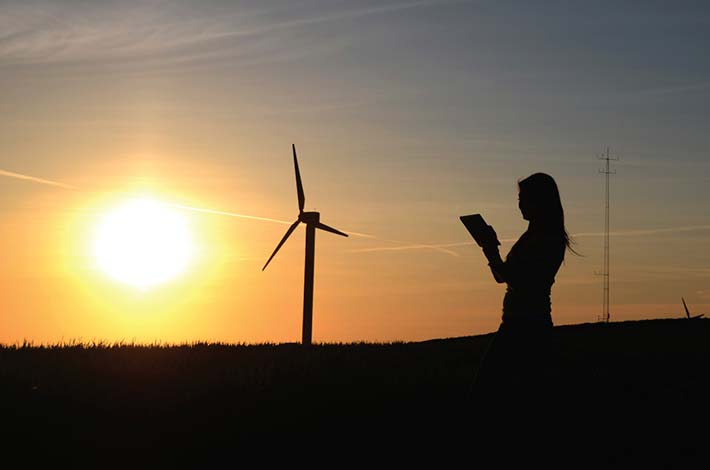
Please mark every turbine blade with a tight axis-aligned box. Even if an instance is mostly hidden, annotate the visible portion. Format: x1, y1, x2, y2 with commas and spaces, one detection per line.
293, 144, 305, 213
682, 297, 691, 318
262, 220, 301, 271
315, 221, 349, 237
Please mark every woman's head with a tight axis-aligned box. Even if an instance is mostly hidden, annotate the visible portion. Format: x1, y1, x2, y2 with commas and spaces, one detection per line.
517, 173, 576, 253
517, 173, 562, 222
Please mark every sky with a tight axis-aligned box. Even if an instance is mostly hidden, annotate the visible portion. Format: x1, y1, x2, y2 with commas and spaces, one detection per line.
1, 0, 709, 344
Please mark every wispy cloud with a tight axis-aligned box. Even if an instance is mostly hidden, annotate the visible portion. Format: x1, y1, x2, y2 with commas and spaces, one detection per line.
5, 165, 707, 255
0, 1, 255, 65
351, 224, 710, 255
0, 166, 296, 223
572, 225, 710, 238
168, 203, 294, 226
348, 236, 518, 256
696, 290, 710, 301
169, 203, 376, 238
0, 166, 375, 238
642, 266, 710, 276
348, 241, 463, 257
0, 168, 79, 190
217, 0, 457, 38
621, 82, 710, 97
0, 0, 457, 66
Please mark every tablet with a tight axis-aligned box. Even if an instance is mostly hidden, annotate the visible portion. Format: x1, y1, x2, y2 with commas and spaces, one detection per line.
460, 213, 500, 246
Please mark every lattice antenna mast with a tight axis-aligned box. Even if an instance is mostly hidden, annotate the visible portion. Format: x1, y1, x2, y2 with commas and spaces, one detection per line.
597, 147, 619, 323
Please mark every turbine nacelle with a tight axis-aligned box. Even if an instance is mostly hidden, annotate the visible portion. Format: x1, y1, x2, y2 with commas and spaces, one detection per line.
299, 211, 320, 225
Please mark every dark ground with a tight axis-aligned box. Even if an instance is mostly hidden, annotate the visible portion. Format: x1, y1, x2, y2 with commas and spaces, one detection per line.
1, 318, 708, 465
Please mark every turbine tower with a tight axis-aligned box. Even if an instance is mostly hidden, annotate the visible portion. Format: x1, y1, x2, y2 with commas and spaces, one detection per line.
262, 144, 348, 346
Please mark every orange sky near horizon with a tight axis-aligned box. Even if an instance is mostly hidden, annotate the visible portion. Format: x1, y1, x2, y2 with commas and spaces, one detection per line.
1, 150, 706, 345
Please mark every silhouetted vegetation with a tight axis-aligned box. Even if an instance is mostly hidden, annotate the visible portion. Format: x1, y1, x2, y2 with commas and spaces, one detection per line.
1, 319, 707, 464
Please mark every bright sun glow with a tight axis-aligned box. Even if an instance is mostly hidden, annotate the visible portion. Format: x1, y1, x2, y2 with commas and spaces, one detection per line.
94, 198, 193, 289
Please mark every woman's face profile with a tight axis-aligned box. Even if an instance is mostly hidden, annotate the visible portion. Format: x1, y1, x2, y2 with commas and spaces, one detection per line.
518, 189, 534, 221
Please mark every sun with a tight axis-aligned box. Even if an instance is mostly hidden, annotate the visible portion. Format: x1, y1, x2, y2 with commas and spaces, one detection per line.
93, 198, 194, 289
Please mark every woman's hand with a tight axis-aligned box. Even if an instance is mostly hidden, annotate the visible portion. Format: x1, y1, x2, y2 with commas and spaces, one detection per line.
478, 224, 500, 249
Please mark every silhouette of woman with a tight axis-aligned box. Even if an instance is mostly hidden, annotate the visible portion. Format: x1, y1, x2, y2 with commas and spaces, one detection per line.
471, 173, 576, 404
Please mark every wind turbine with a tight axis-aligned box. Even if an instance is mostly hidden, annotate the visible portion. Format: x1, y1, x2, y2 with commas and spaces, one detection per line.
262, 144, 348, 346
682, 298, 705, 320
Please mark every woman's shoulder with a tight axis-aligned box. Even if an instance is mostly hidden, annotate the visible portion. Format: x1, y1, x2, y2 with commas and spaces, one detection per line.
509, 228, 564, 255
526, 229, 566, 252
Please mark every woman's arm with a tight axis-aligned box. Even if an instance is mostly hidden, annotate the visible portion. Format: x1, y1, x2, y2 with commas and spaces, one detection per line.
483, 245, 506, 283
477, 225, 506, 283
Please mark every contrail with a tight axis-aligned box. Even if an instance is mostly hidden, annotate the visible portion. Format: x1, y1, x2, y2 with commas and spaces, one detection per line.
14, 165, 706, 253
0, 167, 376, 238
167, 203, 294, 226
349, 224, 710, 255
572, 225, 710, 238
0, 169, 79, 190
350, 243, 461, 257
167, 203, 376, 239
346, 238, 491, 257
341, 230, 377, 239
348, 237, 519, 256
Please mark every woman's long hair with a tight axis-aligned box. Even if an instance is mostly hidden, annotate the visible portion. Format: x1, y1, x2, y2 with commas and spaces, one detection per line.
518, 173, 579, 256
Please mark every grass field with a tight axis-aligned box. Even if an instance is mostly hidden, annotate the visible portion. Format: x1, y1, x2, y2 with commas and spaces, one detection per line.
1, 318, 708, 464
